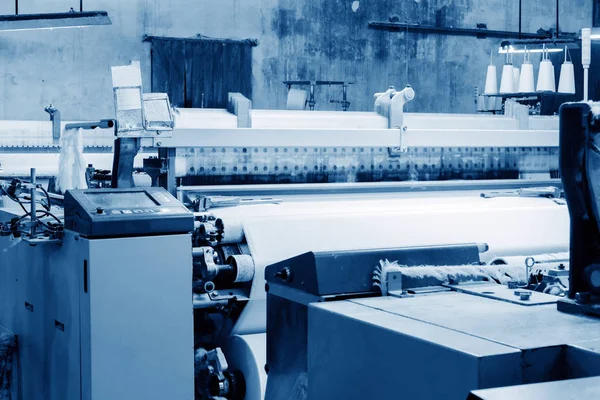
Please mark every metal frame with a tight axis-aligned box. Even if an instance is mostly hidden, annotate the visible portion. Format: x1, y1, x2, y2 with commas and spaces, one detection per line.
368, 21, 552, 39
177, 179, 563, 202
156, 127, 401, 148
3, 1, 111, 31
283, 81, 354, 111
15, 0, 85, 14
155, 127, 558, 149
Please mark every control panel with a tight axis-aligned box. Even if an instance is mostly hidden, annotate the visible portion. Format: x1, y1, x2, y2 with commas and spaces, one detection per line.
64, 187, 194, 238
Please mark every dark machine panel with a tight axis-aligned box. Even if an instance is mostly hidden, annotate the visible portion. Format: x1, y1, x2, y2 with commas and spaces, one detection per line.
64, 187, 194, 238
265, 244, 483, 297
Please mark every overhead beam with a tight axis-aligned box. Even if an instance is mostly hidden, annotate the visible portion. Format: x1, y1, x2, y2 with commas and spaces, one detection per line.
368, 22, 552, 40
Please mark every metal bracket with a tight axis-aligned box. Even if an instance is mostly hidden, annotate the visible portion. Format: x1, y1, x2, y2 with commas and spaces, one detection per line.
480, 186, 564, 199
387, 126, 408, 157
195, 195, 282, 212
22, 236, 62, 246
445, 282, 558, 306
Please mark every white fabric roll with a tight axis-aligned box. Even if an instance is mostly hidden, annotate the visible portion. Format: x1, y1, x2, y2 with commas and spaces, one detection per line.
209, 194, 570, 335
286, 89, 307, 110
223, 334, 266, 400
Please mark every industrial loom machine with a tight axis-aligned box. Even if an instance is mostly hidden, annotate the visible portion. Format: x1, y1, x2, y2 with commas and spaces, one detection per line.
0, 63, 599, 399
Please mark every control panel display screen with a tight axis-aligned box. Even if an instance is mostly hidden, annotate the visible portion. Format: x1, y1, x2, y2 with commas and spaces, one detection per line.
84, 191, 158, 209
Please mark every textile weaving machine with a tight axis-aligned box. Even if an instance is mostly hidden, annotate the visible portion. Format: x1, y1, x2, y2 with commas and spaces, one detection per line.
0, 62, 597, 400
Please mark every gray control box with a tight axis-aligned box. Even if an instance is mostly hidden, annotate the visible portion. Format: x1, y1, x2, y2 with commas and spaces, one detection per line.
64, 187, 194, 238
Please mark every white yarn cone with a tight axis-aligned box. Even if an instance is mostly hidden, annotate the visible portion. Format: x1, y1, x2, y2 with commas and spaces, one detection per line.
484, 65, 498, 95
537, 59, 555, 92
537, 47, 556, 93
557, 61, 575, 94
477, 95, 486, 112
519, 62, 535, 92
499, 64, 515, 94
486, 96, 496, 111
558, 47, 575, 94
513, 66, 520, 92
495, 97, 503, 111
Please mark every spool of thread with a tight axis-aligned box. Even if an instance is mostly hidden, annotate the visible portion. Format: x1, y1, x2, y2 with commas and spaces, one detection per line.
537, 48, 556, 92
513, 66, 520, 92
484, 65, 498, 95
537, 60, 556, 92
476, 95, 486, 112
495, 97, 503, 111
499, 64, 515, 94
558, 47, 575, 94
519, 62, 535, 92
557, 61, 575, 94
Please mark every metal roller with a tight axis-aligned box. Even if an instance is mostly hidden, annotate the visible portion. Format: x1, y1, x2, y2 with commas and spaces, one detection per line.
228, 254, 255, 283
216, 218, 245, 245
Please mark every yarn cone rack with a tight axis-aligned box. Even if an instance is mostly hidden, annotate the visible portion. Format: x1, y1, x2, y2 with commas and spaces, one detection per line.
484, 44, 576, 99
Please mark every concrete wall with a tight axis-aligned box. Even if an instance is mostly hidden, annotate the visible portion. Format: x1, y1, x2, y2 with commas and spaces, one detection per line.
0, 0, 592, 120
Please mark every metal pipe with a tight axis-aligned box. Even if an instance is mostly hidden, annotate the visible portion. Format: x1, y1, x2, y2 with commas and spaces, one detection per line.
30, 168, 36, 236
15, 0, 18, 15
80, 0, 83, 12
518, 0, 522, 39
368, 21, 552, 40
584, 67, 589, 101
65, 119, 115, 131
556, 0, 559, 39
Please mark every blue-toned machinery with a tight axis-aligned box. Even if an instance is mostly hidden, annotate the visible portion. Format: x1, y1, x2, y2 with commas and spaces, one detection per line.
0, 64, 599, 400
0, 187, 195, 399
262, 102, 600, 400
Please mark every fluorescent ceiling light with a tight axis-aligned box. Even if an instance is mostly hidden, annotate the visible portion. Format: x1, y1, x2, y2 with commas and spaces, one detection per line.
498, 45, 563, 54
0, 11, 111, 32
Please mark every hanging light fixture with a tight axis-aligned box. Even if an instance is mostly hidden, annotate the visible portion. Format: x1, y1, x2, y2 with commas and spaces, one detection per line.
499, 45, 563, 54
0, 1, 111, 32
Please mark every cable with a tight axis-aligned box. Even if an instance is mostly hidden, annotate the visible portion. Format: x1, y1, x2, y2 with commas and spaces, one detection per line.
11, 210, 63, 230
1, 186, 29, 214
30, 209, 62, 225
39, 186, 52, 211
